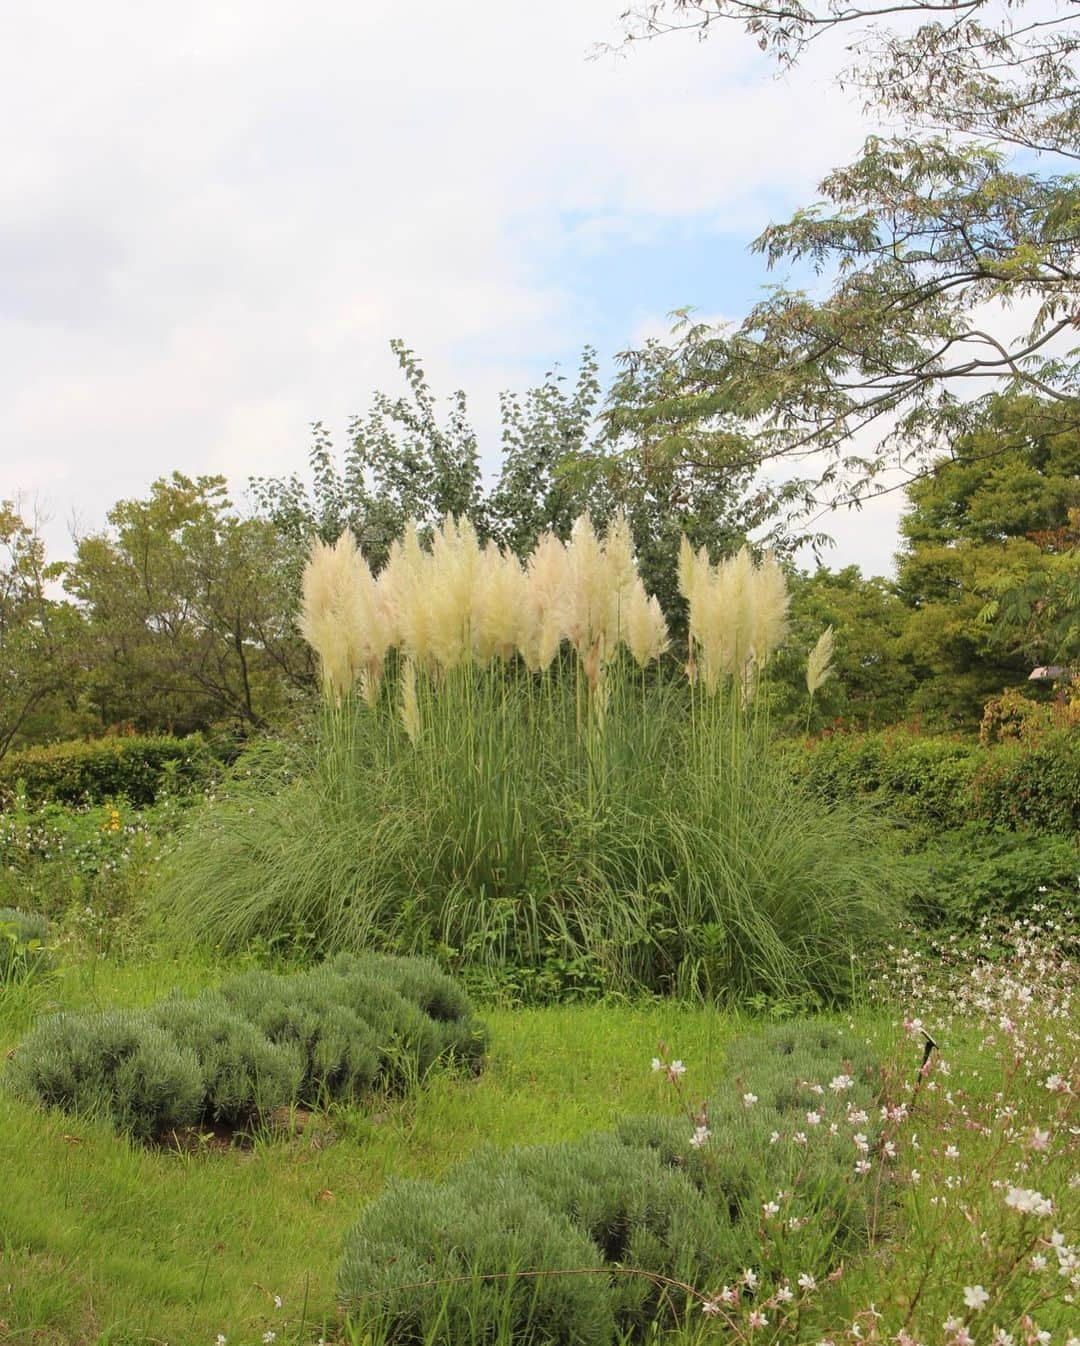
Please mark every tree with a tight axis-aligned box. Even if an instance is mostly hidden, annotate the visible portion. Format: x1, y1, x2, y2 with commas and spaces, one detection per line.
252, 338, 776, 627
0, 503, 84, 758
65, 475, 309, 734
607, 1, 1079, 519
894, 395, 1080, 725
767, 565, 916, 731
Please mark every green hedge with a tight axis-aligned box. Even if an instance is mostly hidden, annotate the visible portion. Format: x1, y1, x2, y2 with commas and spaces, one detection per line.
782, 728, 1080, 835
7, 953, 486, 1141
0, 734, 223, 809
339, 1024, 883, 1345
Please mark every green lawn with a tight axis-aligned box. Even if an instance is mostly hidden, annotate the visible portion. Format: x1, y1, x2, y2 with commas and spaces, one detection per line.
1, 940, 1076, 1346
0, 955, 746, 1345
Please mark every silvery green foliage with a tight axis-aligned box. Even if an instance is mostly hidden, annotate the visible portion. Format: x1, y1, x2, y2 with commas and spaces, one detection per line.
9, 952, 486, 1139
340, 1024, 886, 1345
8, 1010, 205, 1140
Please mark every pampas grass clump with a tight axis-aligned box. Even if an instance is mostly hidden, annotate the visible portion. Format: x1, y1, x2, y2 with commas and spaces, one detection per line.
158, 516, 891, 1005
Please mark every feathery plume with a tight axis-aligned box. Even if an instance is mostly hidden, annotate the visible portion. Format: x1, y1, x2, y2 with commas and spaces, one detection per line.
472, 542, 526, 663
428, 515, 481, 671
750, 551, 789, 671
400, 658, 421, 745
386, 523, 434, 665
520, 531, 568, 672
806, 625, 836, 697
625, 578, 670, 668
299, 531, 366, 703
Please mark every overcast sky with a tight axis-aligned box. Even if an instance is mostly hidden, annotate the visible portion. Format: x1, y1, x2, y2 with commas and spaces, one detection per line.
1, 0, 910, 576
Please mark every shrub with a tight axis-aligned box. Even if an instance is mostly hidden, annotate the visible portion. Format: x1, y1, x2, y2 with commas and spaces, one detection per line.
7, 1010, 205, 1140
899, 824, 1080, 931
8, 955, 486, 1139
0, 734, 220, 809
340, 1173, 615, 1346
484, 1135, 725, 1330
0, 907, 52, 983
783, 728, 1080, 836
148, 994, 305, 1125
339, 1022, 886, 1344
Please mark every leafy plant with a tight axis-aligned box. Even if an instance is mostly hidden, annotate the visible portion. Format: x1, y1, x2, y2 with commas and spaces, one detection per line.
0, 733, 220, 809
0, 908, 52, 984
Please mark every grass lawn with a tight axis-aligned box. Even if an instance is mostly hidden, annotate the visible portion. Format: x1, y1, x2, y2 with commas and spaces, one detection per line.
0, 937, 1076, 1346
0, 954, 748, 1345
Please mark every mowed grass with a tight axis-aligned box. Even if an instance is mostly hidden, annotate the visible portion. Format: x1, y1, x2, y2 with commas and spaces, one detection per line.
0, 953, 747, 1346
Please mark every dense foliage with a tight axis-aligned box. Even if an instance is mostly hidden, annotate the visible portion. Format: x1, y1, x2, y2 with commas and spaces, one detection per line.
339, 1023, 883, 1345
8, 952, 486, 1140
0, 733, 221, 808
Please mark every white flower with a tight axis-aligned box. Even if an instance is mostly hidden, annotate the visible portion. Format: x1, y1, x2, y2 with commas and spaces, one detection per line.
1005, 1186, 1053, 1217
769, 1130, 781, 1144
943, 1317, 964, 1333
742, 1268, 758, 1290
806, 1110, 822, 1126
775, 1285, 794, 1302
651, 1057, 663, 1072
215, 1337, 227, 1346
762, 1201, 780, 1217
945, 1145, 960, 1160
702, 1299, 722, 1316
668, 1060, 687, 1078
830, 1074, 854, 1093
797, 1273, 817, 1291
690, 1126, 711, 1149
963, 1285, 990, 1311
262, 1335, 277, 1345
1032, 1254, 1048, 1271
272, 1295, 283, 1309
742, 1092, 758, 1107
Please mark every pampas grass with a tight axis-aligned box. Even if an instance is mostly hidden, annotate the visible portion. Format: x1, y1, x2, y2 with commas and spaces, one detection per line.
158, 517, 895, 1005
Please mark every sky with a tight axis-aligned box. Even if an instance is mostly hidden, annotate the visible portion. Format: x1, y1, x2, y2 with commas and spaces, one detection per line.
0, 0, 910, 577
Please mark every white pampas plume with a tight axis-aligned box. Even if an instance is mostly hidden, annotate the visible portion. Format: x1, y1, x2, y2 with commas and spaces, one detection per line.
750, 551, 789, 671
472, 542, 526, 663
388, 522, 434, 665
520, 531, 568, 671
625, 578, 670, 668
806, 625, 835, 697
429, 515, 481, 671
400, 658, 420, 745
299, 531, 365, 702
602, 509, 637, 648
565, 514, 610, 688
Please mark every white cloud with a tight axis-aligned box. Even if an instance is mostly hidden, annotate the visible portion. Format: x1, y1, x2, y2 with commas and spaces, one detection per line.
1, 0, 875, 563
